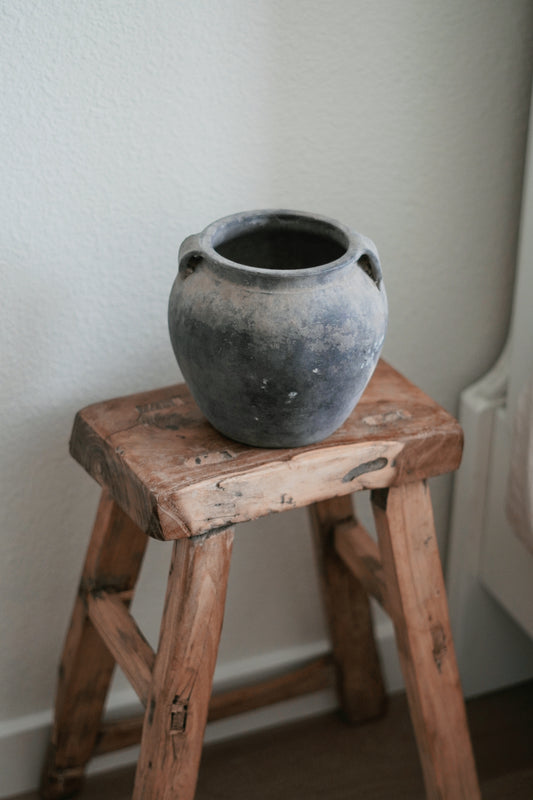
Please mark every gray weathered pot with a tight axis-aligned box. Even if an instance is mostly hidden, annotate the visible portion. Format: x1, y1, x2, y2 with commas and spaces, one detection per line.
168, 209, 387, 447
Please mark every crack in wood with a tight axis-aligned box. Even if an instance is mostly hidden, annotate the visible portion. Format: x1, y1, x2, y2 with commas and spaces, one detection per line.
431, 623, 447, 673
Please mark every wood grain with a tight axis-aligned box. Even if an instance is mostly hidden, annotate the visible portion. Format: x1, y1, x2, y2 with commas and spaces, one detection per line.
51, 361, 471, 800
208, 654, 335, 722
69, 360, 463, 539
133, 529, 234, 800
371, 482, 481, 800
334, 519, 391, 614
95, 715, 146, 756
40, 490, 148, 800
309, 495, 386, 723
87, 591, 155, 707
94, 655, 335, 755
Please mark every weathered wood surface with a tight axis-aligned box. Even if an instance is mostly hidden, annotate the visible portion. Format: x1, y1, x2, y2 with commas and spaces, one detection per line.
87, 591, 155, 707
95, 715, 146, 756
371, 482, 480, 800
40, 491, 148, 800
133, 529, 234, 800
310, 496, 386, 723
334, 519, 391, 615
95, 655, 335, 755
208, 653, 335, 722
70, 360, 463, 539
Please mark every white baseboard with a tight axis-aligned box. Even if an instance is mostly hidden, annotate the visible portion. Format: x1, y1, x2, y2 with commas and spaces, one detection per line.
0, 624, 401, 799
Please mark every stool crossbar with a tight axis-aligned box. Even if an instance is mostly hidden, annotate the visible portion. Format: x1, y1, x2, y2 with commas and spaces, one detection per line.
40, 361, 480, 800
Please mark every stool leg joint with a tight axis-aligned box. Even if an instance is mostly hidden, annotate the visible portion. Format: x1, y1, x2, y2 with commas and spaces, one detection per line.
169, 697, 189, 734
40, 744, 85, 800
309, 496, 387, 724
370, 487, 389, 511
79, 579, 134, 602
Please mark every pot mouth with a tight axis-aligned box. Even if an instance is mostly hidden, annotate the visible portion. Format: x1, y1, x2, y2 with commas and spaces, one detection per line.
202, 210, 353, 276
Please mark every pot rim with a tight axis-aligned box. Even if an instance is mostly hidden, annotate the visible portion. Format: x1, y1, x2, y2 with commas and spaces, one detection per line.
197, 208, 364, 278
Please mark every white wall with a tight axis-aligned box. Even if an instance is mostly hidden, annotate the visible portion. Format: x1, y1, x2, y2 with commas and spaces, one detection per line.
1, 0, 532, 794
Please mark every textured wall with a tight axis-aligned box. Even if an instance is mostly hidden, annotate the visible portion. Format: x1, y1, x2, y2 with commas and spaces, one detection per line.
1, 0, 532, 728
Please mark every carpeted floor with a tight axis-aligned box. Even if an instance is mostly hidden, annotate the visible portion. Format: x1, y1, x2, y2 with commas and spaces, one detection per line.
14, 680, 533, 799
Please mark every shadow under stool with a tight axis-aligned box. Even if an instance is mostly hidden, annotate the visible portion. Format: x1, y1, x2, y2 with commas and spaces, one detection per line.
40, 360, 481, 800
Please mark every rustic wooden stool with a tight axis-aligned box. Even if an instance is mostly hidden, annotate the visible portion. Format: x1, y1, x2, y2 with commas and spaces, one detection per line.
41, 360, 480, 800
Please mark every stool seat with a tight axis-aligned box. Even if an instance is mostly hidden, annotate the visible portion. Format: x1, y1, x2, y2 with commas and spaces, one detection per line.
42, 360, 480, 800
70, 360, 462, 540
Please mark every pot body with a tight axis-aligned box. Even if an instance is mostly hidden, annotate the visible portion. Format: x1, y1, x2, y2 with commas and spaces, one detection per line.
168, 210, 388, 447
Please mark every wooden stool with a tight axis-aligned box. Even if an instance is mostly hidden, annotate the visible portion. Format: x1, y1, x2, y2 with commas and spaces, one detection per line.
40, 361, 480, 800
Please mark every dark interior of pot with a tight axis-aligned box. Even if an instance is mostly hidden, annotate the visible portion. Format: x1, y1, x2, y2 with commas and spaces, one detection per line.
214, 223, 348, 270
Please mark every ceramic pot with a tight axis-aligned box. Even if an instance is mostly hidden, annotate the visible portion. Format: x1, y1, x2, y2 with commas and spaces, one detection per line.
168, 209, 387, 447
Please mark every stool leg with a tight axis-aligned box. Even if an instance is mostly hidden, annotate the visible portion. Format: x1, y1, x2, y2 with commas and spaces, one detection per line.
133, 528, 234, 800
371, 482, 480, 800
40, 490, 148, 800
310, 496, 386, 723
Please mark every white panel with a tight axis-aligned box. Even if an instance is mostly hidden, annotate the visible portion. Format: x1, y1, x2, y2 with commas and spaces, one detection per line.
448, 81, 533, 694
480, 411, 533, 639
447, 356, 533, 697
478, 82, 533, 640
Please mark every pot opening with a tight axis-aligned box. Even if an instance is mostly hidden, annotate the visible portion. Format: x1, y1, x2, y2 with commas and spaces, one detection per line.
214, 220, 348, 270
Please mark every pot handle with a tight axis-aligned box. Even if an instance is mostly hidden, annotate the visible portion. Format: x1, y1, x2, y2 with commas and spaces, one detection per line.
178, 233, 203, 279
354, 234, 382, 289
